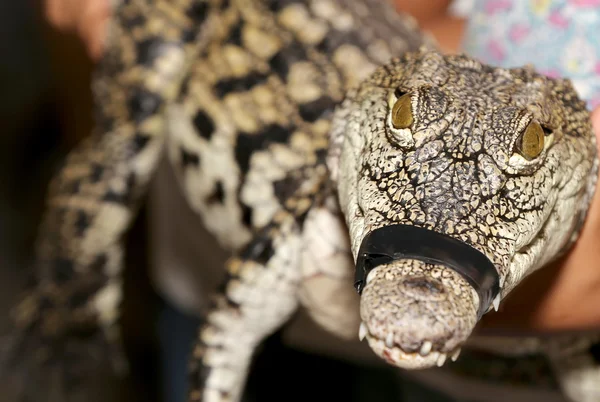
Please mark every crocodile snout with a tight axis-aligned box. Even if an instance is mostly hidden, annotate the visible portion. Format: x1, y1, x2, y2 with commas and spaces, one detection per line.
358, 259, 479, 369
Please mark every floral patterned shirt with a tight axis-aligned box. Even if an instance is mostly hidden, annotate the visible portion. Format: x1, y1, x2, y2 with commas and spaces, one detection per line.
461, 0, 600, 109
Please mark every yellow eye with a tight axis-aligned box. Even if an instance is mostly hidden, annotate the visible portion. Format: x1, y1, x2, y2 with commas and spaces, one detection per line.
391, 93, 413, 129
518, 121, 545, 160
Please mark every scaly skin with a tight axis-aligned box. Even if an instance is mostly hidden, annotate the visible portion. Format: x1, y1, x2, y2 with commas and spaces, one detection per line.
328, 50, 598, 370
2, 1, 599, 402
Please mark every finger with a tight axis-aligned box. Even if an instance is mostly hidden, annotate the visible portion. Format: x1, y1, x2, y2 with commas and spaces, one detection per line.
43, 0, 110, 61
77, 0, 111, 61
591, 107, 600, 153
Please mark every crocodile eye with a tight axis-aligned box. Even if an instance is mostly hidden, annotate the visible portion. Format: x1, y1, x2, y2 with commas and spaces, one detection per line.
391, 92, 413, 130
517, 121, 545, 160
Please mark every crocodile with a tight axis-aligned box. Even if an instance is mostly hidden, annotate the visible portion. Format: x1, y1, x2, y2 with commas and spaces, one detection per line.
2, 0, 599, 401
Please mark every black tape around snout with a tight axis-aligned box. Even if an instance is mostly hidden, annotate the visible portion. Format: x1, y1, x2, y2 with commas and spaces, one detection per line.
354, 224, 500, 319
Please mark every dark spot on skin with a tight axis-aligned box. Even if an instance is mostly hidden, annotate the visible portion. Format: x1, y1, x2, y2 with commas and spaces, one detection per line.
268, 45, 307, 79
125, 173, 136, 194
132, 133, 151, 153
241, 203, 253, 227
224, 295, 241, 310
90, 254, 108, 273
589, 342, 600, 363
52, 258, 75, 284
122, 13, 145, 28
193, 110, 216, 140
267, 0, 301, 11
68, 290, 91, 309
68, 179, 81, 194
234, 124, 293, 173
90, 164, 104, 182
273, 175, 300, 205
226, 23, 243, 47
181, 29, 197, 43
314, 148, 328, 164
315, 29, 362, 55
180, 147, 200, 168
207, 181, 225, 204
293, 208, 311, 226
189, 362, 214, 400
135, 38, 156, 65
186, 2, 209, 24
128, 89, 163, 122
180, 76, 191, 97
403, 277, 444, 294
298, 95, 337, 122
214, 71, 269, 98
75, 210, 91, 237
103, 190, 127, 204
243, 235, 274, 265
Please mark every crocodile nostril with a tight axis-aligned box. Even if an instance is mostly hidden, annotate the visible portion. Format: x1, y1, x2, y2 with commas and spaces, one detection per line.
401, 276, 445, 297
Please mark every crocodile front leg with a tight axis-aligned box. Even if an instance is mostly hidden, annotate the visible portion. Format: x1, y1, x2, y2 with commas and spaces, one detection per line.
1, 1, 215, 400
188, 214, 303, 402
298, 193, 361, 340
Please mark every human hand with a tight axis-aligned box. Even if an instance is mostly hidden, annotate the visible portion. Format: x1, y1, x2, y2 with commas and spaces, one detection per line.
43, 0, 109, 61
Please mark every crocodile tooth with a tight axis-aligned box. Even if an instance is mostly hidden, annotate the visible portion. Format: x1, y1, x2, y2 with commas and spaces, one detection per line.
359, 322, 368, 342
436, 353, 447, 367
385, 333, 394, 348
492, 294, 501, 312
419, 341, 432, 356
366, 269, 378, 285
451, 348, 461, 362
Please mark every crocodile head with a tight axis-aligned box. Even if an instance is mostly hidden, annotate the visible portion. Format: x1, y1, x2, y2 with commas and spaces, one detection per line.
327, 49, 598, 369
